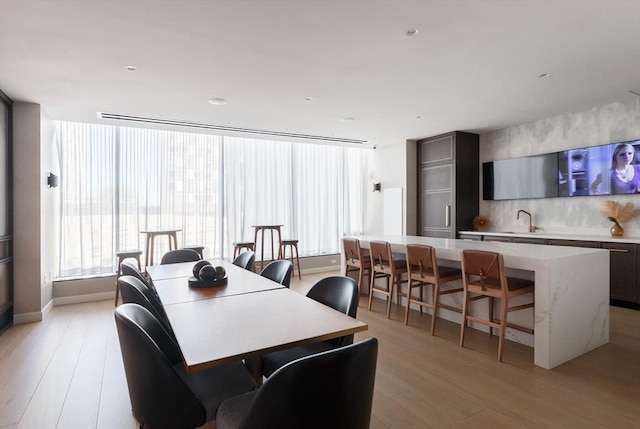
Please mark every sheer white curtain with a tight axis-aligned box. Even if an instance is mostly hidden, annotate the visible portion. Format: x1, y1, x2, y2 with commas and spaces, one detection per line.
57, 122, 117, 276
56, 121, 365, 277
223, 137, 294, 259
224, 138, 366, 257
118, 128, 222, 264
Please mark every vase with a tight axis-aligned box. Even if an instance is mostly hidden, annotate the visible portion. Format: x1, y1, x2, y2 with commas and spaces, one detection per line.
610, 222, 624, 237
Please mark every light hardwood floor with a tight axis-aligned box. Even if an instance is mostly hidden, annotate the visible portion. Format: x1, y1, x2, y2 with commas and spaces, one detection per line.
1, 271, 639, 428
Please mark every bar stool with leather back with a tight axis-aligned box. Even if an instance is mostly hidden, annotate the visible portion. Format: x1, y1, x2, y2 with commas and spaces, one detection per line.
405, 244, 463, 334
115, 250, 143, 306
342, 237, 371, 296
368, 241, 407, 319
459, 249, 535, 362
278, 238, 301, 280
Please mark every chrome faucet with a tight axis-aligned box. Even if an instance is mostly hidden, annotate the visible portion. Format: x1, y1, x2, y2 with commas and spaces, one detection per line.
517, 210, 537, 233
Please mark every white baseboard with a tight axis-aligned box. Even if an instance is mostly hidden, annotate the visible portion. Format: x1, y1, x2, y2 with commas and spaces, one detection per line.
53, 292, 114, 306
14, 311, 43, 324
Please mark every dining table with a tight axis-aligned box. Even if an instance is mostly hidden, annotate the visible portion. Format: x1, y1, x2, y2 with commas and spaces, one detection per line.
147, 259, 368, 384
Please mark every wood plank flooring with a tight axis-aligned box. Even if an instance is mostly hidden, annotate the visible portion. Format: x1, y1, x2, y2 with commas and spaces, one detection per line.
1, 271, 638, 428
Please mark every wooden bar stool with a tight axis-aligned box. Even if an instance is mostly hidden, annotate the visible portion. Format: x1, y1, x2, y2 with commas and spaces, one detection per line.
279, 239, 301, 280
140, 229, 181, 267
460, 249, 534, 362
404, 244, 462, 334
233, 241, 255, 258
342, 237, 371, 296
115, 250, 143, 305
252, 225, 283, 271
368, 241, 407, 319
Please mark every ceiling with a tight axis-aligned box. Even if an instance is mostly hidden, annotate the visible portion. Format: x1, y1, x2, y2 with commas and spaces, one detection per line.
1, 0, 639, 148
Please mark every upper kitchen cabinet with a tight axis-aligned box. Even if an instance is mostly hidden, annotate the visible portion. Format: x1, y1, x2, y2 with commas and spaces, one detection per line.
418, 131, 479, 238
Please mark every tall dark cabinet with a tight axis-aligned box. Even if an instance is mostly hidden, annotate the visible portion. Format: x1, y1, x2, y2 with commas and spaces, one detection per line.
418, 131, 479, 238
0, 90, 13, 334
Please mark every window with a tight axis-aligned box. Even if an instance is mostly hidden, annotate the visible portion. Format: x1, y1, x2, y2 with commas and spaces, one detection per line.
56, 121, 365, 277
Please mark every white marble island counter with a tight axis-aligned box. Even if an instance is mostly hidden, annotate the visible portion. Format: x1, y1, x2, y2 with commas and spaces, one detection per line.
348, 235, 610, 369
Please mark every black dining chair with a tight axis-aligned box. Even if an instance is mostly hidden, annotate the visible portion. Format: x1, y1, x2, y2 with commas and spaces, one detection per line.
160, 248, 202, 265
261, 276, 359, 378
216, 337, 378, 429
115, 304, 256, 429
258, 260, 293, 288
118, 275, 173, 338
232, 250, 256, 272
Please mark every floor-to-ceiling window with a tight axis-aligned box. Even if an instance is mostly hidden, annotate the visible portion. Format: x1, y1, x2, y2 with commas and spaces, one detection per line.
56, 121, 365, 277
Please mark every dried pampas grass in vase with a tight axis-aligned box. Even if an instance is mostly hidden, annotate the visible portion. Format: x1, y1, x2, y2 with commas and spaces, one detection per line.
472, 215, 490, 231
600, 201, 640, 237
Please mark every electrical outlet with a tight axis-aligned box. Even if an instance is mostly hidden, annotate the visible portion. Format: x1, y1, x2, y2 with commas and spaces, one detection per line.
330, 259, 337, 264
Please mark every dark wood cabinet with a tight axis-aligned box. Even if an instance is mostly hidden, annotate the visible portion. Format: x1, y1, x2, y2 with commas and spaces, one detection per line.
418, 131, 478, 239
602, 242, 638, 304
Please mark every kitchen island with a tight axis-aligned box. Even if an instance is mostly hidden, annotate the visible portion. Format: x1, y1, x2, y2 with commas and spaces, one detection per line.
347, 235, 609, 369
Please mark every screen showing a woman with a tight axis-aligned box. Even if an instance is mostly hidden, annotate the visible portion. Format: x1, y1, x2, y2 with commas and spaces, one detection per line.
591, 143, 640, 194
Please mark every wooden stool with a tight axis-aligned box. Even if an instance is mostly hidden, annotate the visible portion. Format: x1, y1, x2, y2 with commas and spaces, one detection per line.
182, 245, 205, 259
252, 225, 283, 271
279, 239, 301, 280
115, 250, 143, 305
233, 241, 255, 258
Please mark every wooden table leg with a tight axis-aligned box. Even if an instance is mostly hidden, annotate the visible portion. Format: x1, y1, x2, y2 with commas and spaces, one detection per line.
244, 355, 264, 387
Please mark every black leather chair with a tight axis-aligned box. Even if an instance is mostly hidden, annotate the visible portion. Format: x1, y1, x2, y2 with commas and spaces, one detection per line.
258, 260, 293, 287
115, 304, 256, 429
216, 337, 378, 429
120, 260, 160, 295
118, 275, 172, 337
160, 248, 201, 265
232, 250, 256, 271
260, 275, 359, 378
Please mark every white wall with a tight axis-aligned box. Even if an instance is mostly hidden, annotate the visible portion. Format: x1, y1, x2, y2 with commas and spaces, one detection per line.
13, 102, 57, 322
365, 140, 416, 235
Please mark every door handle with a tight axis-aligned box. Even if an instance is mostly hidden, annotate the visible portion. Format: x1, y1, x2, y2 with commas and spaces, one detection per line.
445, 205, 451, 227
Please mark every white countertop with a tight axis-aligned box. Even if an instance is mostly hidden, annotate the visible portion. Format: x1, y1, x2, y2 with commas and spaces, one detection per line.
460, 230, 640, 244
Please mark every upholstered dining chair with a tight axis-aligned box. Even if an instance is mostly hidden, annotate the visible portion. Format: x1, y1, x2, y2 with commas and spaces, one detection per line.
460, 249, 535, 362
342, 237, 371, 296
258, 260, 293, 288
216, 337, 378, 429
232, 250, 256, 272
160, 248, 201, 265
368, 240, 407, 318
118, 275, 173, 338
260, 276, 359, 378
115, 304, 256, 429
405, 244, 463, 334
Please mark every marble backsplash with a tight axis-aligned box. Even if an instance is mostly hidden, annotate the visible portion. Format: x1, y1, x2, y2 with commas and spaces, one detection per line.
478, 98, 640, 238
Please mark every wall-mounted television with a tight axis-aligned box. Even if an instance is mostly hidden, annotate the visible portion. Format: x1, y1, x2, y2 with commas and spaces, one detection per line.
483, 153, 558, 200
483, 138, 640, 201
558, 139, 640, 196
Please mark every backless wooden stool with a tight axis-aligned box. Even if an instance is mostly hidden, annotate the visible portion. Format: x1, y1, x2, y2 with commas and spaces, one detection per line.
279, 239, 301, 279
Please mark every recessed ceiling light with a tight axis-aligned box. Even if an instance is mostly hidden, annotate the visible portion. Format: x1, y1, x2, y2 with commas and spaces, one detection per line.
125, 65, 136, 71
406, 29, 419, 36
340, 117, 356, 123
208, 98, 228, 106
416, 115, 423, 119
305, 96, 313, 101
538, 73, 550, 78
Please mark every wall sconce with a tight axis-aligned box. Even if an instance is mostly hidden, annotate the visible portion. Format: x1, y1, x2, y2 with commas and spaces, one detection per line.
47, 172, 59, 188
372, 182, 381, 192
